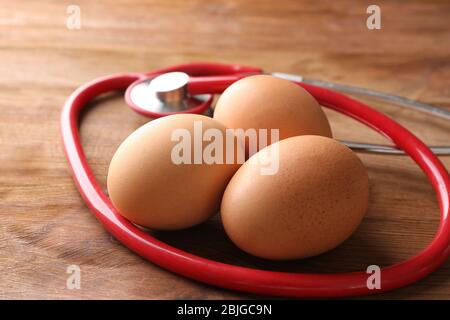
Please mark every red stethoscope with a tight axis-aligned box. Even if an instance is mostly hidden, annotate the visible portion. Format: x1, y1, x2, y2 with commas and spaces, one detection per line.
61, 62, 450, 298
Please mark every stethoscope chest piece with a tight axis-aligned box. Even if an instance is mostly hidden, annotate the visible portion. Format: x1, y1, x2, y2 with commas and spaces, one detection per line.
125, 71, 211, 117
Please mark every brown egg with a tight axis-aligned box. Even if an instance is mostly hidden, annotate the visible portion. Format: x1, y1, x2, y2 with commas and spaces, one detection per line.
221, 135, 369, 260
107, 114, 243, 230
213, 75, 332, 156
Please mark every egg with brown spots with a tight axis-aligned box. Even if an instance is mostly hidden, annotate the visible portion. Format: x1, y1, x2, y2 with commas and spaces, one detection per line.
220, 135, 369, 260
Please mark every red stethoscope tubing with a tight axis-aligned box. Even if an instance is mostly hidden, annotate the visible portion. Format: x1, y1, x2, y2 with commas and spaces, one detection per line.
61, 63, 450, 297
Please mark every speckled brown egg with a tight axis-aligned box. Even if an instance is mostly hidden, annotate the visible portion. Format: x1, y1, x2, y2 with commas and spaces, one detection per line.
220, 135, 369, 260
213, 75, 332, 156
107, 114, 243, 230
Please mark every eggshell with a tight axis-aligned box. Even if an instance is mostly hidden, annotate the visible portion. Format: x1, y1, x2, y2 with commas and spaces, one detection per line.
107, 114, 243, 230
221, 135, 369, 260
213, 75, 332, 156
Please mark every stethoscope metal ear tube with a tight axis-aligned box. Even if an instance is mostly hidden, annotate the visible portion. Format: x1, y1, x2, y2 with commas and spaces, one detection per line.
341, 141, 450, 155
272, 72, 450, 155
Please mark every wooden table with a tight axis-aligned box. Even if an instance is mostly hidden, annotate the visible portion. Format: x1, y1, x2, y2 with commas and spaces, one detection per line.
1, 0, 449, 299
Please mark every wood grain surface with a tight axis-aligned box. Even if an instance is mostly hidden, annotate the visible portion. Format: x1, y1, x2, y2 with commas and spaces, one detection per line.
0, 0, 449, 299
